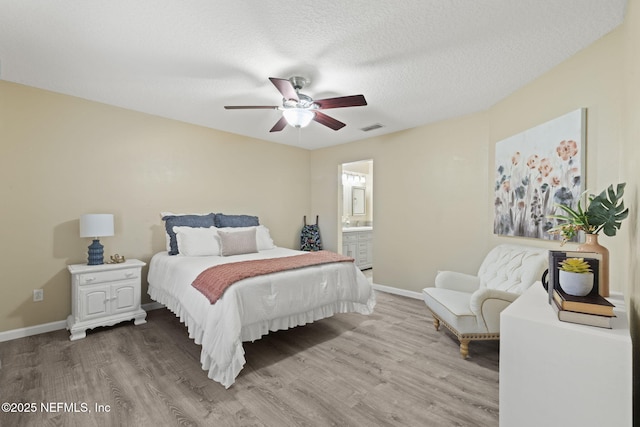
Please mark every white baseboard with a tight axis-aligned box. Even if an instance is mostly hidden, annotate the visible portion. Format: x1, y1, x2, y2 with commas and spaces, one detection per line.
0, 320, 67, 343
372, 283, 423, 300
143, 301, 165, 311
0, 302, 166, 343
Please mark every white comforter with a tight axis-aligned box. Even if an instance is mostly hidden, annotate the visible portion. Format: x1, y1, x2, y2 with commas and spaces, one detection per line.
147, 247, 376, 388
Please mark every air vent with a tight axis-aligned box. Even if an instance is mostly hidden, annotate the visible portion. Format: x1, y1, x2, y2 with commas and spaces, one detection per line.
360, 123, 384, 132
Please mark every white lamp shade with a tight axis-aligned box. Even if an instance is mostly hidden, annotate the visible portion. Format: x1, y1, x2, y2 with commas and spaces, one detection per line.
283, 108, 315, 128
80, 214, 114, 238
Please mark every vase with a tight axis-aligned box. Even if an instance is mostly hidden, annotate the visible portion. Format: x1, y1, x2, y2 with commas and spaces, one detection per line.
577, 233, 610, 297
558, 270, 594, 296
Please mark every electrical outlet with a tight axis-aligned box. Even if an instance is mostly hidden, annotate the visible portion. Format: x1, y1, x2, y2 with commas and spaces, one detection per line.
33, 289, 43, 302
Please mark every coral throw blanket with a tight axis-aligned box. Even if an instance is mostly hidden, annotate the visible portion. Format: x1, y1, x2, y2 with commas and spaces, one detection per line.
192, 250, 355, 304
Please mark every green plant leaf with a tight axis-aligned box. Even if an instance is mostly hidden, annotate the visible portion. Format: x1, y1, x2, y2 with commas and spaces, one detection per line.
553, 205, 583, 223
586, 183, 629, 236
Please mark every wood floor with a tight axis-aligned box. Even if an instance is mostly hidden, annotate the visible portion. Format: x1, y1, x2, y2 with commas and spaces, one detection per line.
0, 292, 499, 427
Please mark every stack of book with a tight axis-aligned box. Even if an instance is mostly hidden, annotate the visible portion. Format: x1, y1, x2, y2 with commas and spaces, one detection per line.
552, 286, 616, 328
546, 249, 615, 328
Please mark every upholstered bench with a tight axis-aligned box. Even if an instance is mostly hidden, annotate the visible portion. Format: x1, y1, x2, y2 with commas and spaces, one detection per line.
422, 244, 547, 358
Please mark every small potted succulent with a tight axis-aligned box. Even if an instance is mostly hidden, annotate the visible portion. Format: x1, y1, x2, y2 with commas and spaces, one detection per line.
558, 258, 594, 296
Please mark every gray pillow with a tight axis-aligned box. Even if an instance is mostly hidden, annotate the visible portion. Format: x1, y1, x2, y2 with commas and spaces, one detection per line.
218, 228, 258, 256
163, 213, 216, 255
215, 213, 259, 228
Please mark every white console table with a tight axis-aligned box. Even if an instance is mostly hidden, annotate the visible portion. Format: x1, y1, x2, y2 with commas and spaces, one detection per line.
499, 283, 631, 427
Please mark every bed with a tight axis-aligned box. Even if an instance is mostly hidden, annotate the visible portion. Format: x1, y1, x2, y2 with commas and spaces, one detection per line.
147, 213, 376, 388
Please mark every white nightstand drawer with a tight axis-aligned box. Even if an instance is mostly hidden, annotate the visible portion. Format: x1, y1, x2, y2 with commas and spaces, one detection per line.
78, 268, 139, 285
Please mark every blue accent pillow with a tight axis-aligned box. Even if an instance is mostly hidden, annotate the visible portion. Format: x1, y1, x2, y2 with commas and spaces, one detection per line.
163, 213, 216, 255
214, 213, 259, 228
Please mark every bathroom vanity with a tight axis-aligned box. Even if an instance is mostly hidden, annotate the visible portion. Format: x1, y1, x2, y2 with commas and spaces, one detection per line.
342, 227, 373, 270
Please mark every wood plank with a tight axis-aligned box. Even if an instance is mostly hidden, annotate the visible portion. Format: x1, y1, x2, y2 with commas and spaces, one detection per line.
0, 291, 499, 426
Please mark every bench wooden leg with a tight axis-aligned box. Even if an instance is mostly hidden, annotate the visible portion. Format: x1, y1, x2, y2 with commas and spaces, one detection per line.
459, 339, 470, 359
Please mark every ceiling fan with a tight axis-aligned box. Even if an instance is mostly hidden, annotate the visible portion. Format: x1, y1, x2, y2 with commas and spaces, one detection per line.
224, 76, 367, 132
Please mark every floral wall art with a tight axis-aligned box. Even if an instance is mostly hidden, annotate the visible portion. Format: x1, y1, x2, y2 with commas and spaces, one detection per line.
494, 108, 586, 240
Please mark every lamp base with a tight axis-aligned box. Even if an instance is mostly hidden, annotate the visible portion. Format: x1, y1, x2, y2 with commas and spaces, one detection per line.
87, 239, 104, 265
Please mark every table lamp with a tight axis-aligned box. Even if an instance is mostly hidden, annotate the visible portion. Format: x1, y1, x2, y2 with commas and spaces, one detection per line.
79, 214, 114, 265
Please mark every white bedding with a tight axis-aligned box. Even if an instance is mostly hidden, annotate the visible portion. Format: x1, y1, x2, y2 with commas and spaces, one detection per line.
147, 247, 376, 388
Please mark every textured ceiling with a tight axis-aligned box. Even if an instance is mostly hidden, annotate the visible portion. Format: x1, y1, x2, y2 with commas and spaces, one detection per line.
0, 1, 627, 150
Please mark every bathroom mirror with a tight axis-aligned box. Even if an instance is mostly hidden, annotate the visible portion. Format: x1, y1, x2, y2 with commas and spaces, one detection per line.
352, 187, 366, 215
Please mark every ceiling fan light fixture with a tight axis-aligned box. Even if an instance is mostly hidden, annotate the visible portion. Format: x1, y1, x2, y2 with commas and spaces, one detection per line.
283, 108, 315, 128
225, 76, 366, 132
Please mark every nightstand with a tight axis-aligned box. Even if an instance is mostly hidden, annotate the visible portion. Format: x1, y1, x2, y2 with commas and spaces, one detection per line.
66, 259, 147, 341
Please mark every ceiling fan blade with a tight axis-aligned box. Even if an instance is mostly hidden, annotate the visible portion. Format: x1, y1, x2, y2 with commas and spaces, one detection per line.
224, 106, 279, 110
314, 94, 367, 109
269, 116, 288, 132
269, 77, 299, 102
313, 111, 346, 131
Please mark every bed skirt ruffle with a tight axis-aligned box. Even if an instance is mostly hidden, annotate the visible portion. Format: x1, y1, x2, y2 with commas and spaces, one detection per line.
148, 284, 376, 388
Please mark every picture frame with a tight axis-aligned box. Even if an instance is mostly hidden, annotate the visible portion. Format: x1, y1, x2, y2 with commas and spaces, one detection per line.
494, 108, 586, 240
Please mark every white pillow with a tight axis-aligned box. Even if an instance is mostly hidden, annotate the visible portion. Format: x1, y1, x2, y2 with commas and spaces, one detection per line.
217, 225, 275, 251
218, 228, 258, 256
256, 225, 275, 250
173, 226, 221, 256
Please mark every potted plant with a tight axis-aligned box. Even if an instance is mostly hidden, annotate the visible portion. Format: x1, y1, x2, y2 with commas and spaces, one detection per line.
547, 182, 628, 244
558, 258, 594, 296
547, 182, 628, 297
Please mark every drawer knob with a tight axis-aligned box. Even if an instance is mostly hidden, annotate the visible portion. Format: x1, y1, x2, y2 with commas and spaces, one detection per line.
125, 272, 134, 278
85, 277, 95, 283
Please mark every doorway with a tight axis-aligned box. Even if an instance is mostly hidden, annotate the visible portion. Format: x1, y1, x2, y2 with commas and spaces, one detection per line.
339, 160, 373, 277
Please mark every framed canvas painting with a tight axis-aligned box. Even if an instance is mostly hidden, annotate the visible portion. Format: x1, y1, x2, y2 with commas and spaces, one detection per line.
494, 108, 586, 240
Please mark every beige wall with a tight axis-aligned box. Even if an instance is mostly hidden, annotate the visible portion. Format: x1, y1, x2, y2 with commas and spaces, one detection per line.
312, 113, 492, 291
0, 82, 311, 332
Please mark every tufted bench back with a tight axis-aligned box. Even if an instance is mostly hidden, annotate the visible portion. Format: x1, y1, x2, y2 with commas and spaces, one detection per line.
477, 244, 548, 294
